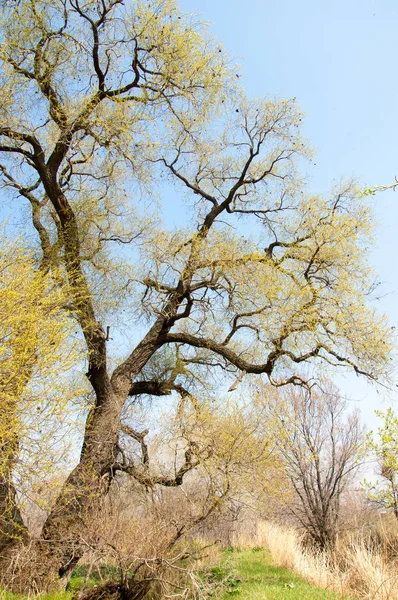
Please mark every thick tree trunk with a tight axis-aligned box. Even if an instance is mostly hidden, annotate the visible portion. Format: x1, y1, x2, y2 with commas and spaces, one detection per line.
3, 318, 181, 594
0, 385, 123, 592
37, 391, 123, 585
0, 156, 179, 593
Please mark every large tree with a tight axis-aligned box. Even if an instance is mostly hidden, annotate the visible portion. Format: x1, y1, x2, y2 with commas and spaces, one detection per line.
0, 0, 391, 594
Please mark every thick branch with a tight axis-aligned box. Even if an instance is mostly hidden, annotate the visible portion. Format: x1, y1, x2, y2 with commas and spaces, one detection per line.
161, 332, 272, 375
0, 128, 44, 159
128, 380, 175, 397
114, 441, 201, 488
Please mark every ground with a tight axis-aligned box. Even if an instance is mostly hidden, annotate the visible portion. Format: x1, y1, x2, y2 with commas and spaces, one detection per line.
0, 548, 352, 600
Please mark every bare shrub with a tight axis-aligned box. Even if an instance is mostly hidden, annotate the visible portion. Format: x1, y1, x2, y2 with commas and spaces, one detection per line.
67, 478, 226, 600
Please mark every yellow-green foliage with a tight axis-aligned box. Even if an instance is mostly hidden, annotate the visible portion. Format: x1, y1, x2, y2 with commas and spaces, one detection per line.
140, 181, 390, 383
158, 394, 289, 506
0, 0, 231, 321
0, 235, 83, 505
364, 408, 398, 515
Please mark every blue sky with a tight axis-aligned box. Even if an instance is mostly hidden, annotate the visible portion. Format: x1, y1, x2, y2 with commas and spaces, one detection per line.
2, 0, 396, 432
179, 0, 398, 427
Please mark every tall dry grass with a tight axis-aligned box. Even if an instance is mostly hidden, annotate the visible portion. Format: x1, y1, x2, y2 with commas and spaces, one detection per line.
256, 522, 336, 590
232, 520, 398, 600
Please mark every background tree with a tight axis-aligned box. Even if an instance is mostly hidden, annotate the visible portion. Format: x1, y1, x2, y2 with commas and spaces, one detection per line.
0, 234, 81, 555
0, 0, 392, 594
264, 384, 366, 549
363, 408, 398, 519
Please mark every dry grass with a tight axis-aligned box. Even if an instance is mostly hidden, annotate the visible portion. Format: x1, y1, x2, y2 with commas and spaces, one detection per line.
256, 522, 337, 590
231, 520, 398, 600
341, 541, 398, 600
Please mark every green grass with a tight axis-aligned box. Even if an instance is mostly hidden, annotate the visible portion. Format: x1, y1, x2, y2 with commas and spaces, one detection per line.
0, 590, 73, 600
0, 563, 124, 599
213, 548, 352, 600
1, 549, 352, 600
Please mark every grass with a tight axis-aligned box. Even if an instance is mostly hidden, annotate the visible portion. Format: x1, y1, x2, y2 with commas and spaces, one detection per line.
0, 590, 73, 600
0, 565, 102, 600
0, 547, 353, 600
216, 548, 352, 600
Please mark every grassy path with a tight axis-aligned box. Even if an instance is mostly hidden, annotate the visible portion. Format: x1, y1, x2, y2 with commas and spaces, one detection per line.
217, 549, 351, 600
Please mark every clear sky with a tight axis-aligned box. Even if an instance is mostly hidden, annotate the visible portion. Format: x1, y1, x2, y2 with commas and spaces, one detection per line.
179, 0, 398, 427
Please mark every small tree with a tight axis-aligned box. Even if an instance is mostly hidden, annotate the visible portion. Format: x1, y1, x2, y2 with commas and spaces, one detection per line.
0, 235, 80, 553
265, 385, 365, 549
364, 408, 398, 519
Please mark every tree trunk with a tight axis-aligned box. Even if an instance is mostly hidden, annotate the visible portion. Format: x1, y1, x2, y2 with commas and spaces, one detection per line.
1, 384, 124, 592
0, 444, 29, 555
42, 393, 124, 581
2, 159, 175, 592
0, 426, 30, 578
